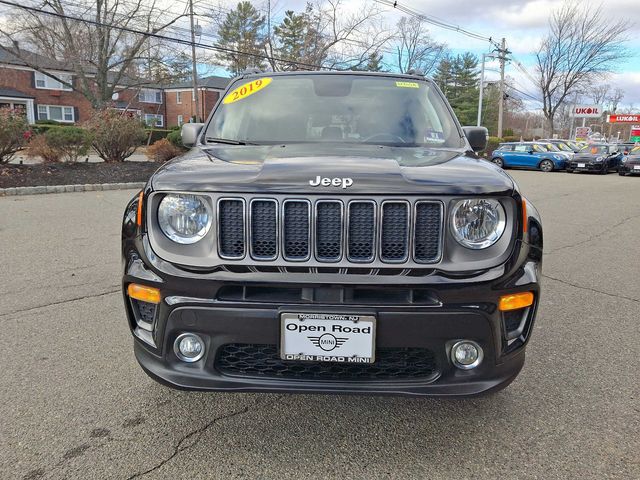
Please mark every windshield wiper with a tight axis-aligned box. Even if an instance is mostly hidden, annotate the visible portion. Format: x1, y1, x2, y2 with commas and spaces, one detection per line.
205, 137, 257, 145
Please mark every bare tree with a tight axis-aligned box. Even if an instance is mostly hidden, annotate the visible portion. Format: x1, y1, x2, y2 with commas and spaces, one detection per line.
606, 88, 624, 113
390, 16, 445, 74
0, 0, 189, 108
590, 85, 610, 105
535, 1, 630, 134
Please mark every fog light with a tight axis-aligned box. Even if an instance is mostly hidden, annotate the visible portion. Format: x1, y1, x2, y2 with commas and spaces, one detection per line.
451, 340, 483, 370
174, 333, 205, 362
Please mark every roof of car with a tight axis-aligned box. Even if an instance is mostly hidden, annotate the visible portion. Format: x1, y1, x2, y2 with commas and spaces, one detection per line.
240, 70, 436, 83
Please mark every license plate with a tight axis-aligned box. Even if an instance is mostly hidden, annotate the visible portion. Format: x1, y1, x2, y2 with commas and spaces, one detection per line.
280, 313, 376, 363
578, 163, 586, 168
634, 165, 640, 170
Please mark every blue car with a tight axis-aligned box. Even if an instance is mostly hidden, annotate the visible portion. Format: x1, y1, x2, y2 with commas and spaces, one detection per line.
491, 142, 566, 172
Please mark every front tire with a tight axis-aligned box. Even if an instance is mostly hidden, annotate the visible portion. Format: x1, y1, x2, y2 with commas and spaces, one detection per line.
492, 157, 504, 168
599, 163, 609, 175
539, 159, 554, 172
566, 168, 574, 173
618, 170, 626, 176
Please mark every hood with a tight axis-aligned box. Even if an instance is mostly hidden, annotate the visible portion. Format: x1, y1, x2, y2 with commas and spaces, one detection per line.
151, 143, 515, 195
574, 153, 602, 161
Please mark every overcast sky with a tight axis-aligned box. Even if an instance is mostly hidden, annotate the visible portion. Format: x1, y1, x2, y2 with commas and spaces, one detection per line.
225, 0, 640, 110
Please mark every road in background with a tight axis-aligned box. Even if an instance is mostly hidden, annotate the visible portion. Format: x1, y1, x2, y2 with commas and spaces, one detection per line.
1, 171, 638, 479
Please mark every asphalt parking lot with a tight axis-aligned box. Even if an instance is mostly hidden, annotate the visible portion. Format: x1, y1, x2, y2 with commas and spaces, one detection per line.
1, 170, 639, 479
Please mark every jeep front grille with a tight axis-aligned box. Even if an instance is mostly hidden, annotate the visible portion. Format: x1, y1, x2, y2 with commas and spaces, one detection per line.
216, 196, 443, 265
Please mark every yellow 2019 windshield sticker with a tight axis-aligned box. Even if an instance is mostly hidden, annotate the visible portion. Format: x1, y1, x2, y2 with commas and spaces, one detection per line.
396, 81, 419, 88
223, 77, 272, 104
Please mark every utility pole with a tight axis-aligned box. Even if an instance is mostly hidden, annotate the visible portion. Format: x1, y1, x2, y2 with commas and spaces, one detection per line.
497, 38, 507, 138
477, 52, 497, 127
189, 0, 201, 122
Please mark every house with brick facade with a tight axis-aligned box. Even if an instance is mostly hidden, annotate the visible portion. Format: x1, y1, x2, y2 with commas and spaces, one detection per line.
0, 48, 230, 128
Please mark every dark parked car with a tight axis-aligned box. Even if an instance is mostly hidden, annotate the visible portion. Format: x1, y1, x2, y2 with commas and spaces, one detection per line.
122, 71, 542, 397
491, 141, 566, 171
566, 144, 623, 174
619, 146, 640, 176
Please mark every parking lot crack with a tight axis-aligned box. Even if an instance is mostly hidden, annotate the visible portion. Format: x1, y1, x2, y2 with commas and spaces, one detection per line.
0, 288, 120, 319
125, 405, 252, 479
542, 274, 639, 304
546, 212, 640, 255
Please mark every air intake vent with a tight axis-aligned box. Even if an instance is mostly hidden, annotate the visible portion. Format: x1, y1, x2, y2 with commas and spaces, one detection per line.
380, 202, 409, 262
348, 201, 375, 262
283, 200, 310, 260
250, 200, 277, 260
315, 201, 343, 261
218, 199, 245, 258
414, 201, 442, 263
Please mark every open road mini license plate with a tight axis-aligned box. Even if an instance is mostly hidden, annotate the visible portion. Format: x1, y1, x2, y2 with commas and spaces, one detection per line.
578, 163, 586, 168
634, 165, 640, 170
280, 313, 376, 363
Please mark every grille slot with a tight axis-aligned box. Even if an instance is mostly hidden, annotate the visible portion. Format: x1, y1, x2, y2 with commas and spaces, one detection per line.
315, 201, 343, 261
250, 199, 278, 260
414, 201, 442, 263
216, 344, 439, 381
380, 202, 409, 262
348, 201, 375, 262
283, 200, 310, 260
218, 199, 246, 258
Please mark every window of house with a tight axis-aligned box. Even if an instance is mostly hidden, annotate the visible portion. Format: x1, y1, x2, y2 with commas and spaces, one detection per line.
177, 115, 184, 126
176, 92, 182, 104
34, 72, 73, 91
144, 114, 164, 127
37, 105, 74, 122
139, 89, 162, 103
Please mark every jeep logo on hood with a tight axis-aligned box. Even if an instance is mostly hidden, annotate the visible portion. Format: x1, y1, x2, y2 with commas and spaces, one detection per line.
309, 176, 354, 188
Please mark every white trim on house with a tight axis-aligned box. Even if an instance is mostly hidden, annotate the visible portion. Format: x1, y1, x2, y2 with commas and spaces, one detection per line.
138, 88, 162, 104
37, 104, 75, 123
34, 71, 73, 91
144, 113, 164, 128
0, 96, 35, 124
176, 91, 182, 104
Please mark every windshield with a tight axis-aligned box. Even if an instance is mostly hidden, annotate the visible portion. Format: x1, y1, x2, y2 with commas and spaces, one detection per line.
555, 142, 572, 151
206, 74, 464, 147
544, 143, 560, 151
533, 144, 546, 152
581, 145, 608, 155
630, 146, 640, 155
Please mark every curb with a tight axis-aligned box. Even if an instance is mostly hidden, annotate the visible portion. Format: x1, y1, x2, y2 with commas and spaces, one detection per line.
0, 182, 146, 197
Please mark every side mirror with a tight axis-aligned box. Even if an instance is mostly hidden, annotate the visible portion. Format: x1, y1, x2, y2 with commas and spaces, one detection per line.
462, 126, 488, 152
528, 150, 534, 155
181, 123, 205, 148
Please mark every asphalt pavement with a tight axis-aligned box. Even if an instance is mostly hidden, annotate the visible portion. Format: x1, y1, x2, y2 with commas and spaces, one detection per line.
1, 170, 639, 479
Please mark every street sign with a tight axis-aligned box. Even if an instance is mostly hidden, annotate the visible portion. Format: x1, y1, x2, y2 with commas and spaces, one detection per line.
575, 126, 591, 141
570, 105, 603, 118
607, 114, 640, 123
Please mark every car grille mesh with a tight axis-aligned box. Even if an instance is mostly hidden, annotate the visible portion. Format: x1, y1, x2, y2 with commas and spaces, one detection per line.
316, 202, 342, 261
218, 199, 245, 258
381, 202, 409, 261
414, 202, 442, 262
216, 197, 442, 265
216, 344, 439, 381
250, 200, 277, 259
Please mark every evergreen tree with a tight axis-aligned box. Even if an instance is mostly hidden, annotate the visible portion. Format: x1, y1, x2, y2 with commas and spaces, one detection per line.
433, 54, 453, 97
434, 52, 479, 126
216, 2, 266, 75
273, 4, 326, 70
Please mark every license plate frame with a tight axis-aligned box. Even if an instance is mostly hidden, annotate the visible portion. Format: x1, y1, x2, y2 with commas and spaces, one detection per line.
578, 163, 586, 168
633, 165, 640, 170
280, 313, 376, 364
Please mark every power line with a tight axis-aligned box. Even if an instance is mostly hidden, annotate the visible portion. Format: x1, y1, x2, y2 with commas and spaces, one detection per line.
0, 0, 329, 71
374, 0, 499, 47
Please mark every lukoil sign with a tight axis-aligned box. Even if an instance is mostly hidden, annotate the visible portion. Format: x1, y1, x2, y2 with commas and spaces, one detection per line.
570, 105, 603, 118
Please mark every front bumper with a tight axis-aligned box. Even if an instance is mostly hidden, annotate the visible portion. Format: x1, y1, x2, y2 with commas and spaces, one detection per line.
568, 160, 606, 172
619, 162, 640, 174
123, 246, 540, 397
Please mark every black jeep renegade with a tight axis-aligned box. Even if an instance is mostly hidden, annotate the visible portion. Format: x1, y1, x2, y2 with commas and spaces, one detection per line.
122, 71, 543, 396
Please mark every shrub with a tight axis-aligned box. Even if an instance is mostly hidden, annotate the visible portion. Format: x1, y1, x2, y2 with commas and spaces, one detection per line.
86, 110, 147, 162
25, 134, 63, 163
0, 108, 30, 163
166, 129, 184, 147
44, 126, 92, 162
144, 129, 173, 144
146, 138, 184, 162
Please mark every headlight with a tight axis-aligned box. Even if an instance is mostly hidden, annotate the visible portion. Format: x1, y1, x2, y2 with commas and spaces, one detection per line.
451, 199, 506, 249
158, 194, 212, 244
553, 154, 562, 160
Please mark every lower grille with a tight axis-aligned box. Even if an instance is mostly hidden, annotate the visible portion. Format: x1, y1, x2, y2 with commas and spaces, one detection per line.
216, 344, 439, 381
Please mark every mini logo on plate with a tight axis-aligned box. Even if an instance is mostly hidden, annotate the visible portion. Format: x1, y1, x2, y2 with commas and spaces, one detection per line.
308, 334, 348, 352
